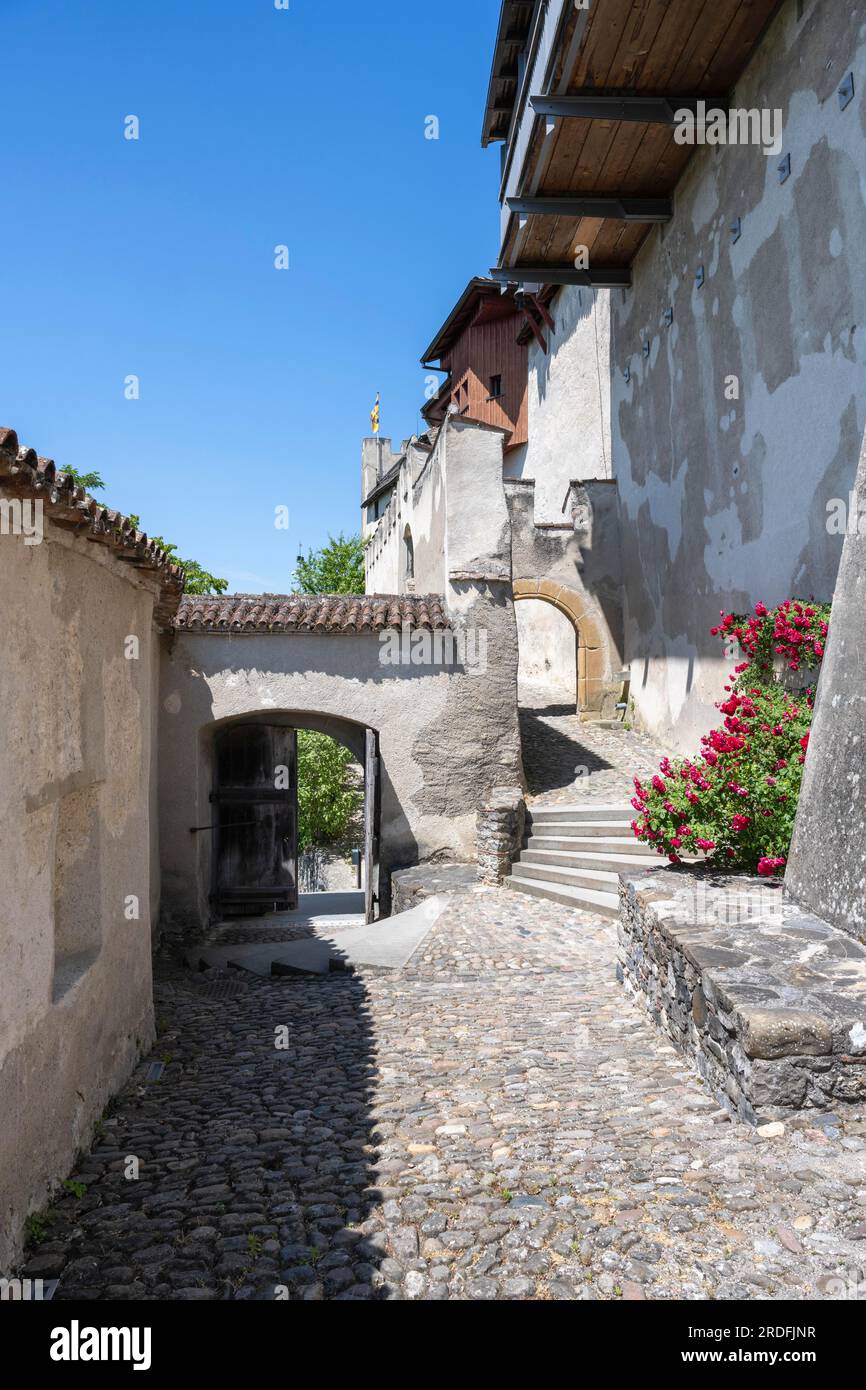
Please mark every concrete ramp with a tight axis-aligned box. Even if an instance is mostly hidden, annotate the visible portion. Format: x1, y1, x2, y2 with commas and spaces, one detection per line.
188, 894, 447, 977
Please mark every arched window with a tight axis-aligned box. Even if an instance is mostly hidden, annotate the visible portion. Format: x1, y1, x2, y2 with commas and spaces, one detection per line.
403, 526, 415, 581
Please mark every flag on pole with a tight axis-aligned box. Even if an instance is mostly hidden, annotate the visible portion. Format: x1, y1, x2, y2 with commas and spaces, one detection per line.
370, 392, 380, 434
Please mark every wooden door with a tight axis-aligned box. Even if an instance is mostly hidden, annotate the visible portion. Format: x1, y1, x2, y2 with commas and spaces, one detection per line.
364, 728, 380, 924
213, 725, 298, 914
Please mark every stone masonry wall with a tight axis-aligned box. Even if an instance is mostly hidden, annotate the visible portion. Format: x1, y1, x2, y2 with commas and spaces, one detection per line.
618, 868, 866, 1126
477, 787, 526, 885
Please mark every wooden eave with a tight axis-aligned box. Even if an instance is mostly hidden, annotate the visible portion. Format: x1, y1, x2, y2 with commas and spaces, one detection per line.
497, 0, 785, 276
420, 277, 519, 368
481, 0, 538, 147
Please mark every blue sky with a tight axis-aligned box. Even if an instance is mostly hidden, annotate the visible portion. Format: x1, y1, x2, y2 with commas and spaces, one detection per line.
0, 0, 502, 591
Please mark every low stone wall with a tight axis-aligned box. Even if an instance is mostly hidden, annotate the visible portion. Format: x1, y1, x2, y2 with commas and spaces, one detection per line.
391, 863, 478, 916
618, 868, 866, 1125
476, 787, 526, 885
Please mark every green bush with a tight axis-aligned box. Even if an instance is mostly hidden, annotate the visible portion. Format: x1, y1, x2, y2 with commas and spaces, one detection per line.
297, 732, 361, 852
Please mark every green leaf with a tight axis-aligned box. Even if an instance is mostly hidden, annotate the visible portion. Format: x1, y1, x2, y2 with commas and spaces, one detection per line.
293, 534, 365, 595
297, 732, 362, 851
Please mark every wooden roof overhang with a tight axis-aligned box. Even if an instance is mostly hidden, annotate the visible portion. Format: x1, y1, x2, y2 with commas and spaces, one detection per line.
420, 276, 519, 370
481, 1, 538, 149
488, 0, 784, 288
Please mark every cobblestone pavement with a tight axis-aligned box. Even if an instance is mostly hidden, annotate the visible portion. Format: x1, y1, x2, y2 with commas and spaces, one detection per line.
26, 891, 866, 1302
518, 686, 670, 807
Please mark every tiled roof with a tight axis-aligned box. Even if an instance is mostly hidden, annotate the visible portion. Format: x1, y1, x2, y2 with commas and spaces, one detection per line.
175, 593, 451, 634
0, 426, 185, 627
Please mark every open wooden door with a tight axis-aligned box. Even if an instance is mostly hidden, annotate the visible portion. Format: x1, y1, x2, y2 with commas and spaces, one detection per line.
364, 728, 380, 924
212, 724, 298, 915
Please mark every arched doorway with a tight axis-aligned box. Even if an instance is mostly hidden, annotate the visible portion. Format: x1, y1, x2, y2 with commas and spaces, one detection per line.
516, 598, 577, 707
205, 714, 380, 924
512, 578, 613, 715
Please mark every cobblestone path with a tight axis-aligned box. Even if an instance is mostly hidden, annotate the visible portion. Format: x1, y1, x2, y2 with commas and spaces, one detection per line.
27, 891, 866, 1302
518, 686, 670, 807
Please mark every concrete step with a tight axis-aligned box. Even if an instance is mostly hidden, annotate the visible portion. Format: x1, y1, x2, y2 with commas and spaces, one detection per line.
514, 858, 621, 891
520, 844, 657, 872
527, 805, 633, 825
526, 819, 635, 838
505, 874, 620, 919
526, 833, 654, 857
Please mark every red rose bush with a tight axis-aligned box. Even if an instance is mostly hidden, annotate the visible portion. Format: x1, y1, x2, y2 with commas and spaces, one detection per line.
630, 601, 830, 876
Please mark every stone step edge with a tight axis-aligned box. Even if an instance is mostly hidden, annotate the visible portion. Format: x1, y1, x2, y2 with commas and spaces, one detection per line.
505, 875, 621, 918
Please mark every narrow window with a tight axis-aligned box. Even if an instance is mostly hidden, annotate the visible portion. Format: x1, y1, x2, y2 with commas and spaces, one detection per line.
488, 374, 503, 400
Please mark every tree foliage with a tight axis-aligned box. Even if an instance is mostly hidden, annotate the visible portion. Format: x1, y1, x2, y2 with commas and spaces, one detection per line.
147, 537, 228, 595
62, 465, 228, 595
62, 466, 106, 492
294, 533, 365, 595
297, 731, 362, 852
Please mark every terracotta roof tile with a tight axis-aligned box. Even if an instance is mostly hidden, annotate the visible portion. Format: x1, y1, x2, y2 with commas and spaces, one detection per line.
175, 593, 450, 634
0, 426, 185, 627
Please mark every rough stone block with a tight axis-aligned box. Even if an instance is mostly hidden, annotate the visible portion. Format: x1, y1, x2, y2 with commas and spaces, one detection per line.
739, 1008, 833, 1060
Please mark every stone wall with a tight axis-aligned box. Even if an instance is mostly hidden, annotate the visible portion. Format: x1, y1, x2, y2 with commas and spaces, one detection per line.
0, 511, 161, 1271
364, 433, 443, 594
476, 787, 526, 885
391, 863, 478, 916
618, 868, 866, 1125
610, 0, 866, 751
159, 608, 523, 935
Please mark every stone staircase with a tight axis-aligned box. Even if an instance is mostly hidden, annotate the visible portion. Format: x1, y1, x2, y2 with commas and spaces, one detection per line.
505, 804, 657, 919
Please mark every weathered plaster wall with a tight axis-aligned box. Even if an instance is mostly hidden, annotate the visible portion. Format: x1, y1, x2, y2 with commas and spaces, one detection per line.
364, 414, 621, 712
0, 518, 159, 1271
787, 424, 866, 937
159, 603, 523, 933
518, 287, 612, 521
364, 432, 447, 595
611, 0, 866, 751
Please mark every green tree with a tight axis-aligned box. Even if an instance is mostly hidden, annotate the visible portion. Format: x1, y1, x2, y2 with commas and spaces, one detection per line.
146, 536, 228, 596
62, 467, 106, 492
297, 732, 362, 852
294, 533, 365, 595
59, 467, 227, 595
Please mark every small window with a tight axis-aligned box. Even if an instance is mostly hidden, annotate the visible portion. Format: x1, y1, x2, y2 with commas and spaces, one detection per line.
488, 374, 503, 400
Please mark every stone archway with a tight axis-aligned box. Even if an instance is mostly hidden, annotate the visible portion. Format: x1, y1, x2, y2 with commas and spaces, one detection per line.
198, 711, 380, 924
512, 578, 614, 715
